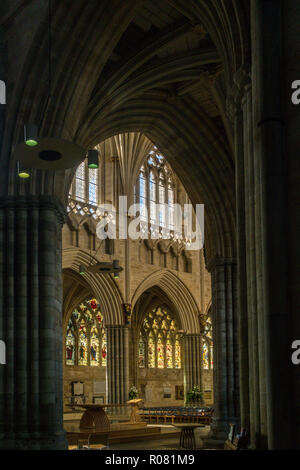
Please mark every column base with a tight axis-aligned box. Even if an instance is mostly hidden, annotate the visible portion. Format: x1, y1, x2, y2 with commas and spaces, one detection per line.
0, 431, 68, 450
210, 417, 240, 441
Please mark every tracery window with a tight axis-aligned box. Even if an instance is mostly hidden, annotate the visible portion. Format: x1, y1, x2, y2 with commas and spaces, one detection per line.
139, 166, 147, 221
135, 149, 175, 231
65, 298, 107, 367
69, 157, 99, 206
202, 313, 213, 370
138, 307, 182, 369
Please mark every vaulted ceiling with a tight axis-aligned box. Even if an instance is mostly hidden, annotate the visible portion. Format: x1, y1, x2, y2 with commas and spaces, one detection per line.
0, 0, 251, 263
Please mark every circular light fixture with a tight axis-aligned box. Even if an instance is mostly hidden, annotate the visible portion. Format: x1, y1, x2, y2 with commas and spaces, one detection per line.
24, 124, 38, 147
14, 137, 85, 170
39, 150, 62, 161
88, 149, 99, 169
17, 160, 30, 179
18, 171, 30, 179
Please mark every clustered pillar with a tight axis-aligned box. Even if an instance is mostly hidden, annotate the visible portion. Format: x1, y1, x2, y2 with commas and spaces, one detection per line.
226, 0, 294, 448
106, 325, 129, 404
184, 334, 201, 394
0, 195, 67, 450
209, 259, 239, 439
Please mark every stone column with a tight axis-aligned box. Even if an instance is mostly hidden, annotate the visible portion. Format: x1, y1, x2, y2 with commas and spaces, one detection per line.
106, 325, 129, 404
230, 89, 250, 436
251, 0, 292, 449
184, 334, 201, 395
283, 0, 300, 448
209, 258, 239, 439
0, 195, 67, 450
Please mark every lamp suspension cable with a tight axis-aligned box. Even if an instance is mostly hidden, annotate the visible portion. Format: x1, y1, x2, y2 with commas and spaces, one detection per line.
48, 0, 52, 103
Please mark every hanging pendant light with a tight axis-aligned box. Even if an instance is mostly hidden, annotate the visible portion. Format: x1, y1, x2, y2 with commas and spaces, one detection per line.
14, 137, 85, 170
79, 265, 86, 275
24, 123, 38, 147
13, 0, 85, 171
17, 160, 30, 179
88, 149, 99, 169
113, 259, 120, 279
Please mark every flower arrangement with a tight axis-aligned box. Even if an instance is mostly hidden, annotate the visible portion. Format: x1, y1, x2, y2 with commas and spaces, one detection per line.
186, 385, 203, 405
128, 384, 138, 400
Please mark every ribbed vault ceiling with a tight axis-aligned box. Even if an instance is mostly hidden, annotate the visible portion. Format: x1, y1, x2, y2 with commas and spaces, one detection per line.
1, 0, 250, 264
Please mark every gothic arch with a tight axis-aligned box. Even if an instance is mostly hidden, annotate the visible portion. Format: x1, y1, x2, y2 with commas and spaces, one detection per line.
0, 1, 249, 266
131, 269, 200, 334
62, 247, 124, 324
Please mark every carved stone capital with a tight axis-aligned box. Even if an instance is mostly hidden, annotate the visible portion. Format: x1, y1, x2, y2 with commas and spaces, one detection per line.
0, 195, 67, 224
226, 64, 252, 119
206, 256, 237, 273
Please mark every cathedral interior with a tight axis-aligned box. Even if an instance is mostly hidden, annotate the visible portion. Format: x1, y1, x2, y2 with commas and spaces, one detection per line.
0, 0, 299, 452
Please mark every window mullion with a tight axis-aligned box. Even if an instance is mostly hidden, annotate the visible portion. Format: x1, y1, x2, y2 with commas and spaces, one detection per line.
85, 159, 89, 203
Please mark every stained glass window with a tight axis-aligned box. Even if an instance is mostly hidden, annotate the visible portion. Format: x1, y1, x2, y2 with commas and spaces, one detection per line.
65, 298, 107, 367
139, 307, 181, 369
166, 335, 173, 368
202, 311, 213, 370
90, 324, 100, 366
175, 337, 181, 369
102, 329, 107, 367
203, 341, 209, 370
66, 321, 75, 365
157, 334, 164, 368
148, 333, 155, 368
138, 335, 145, 368
78, 327, 88, 366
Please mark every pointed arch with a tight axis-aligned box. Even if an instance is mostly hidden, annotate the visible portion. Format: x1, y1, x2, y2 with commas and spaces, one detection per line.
62, 247, 124, 324
131, 269, 200, 333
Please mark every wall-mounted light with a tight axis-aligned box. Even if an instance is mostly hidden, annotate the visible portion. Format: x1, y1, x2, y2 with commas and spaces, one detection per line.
24, 123, 38, 147
17, 160, 30, 179
79, 264, 86, 275
88, 149, 99, 169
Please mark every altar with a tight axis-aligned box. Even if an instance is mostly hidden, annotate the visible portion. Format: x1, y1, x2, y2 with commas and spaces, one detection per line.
66, 401, 146, 431
65, 403, 155, 448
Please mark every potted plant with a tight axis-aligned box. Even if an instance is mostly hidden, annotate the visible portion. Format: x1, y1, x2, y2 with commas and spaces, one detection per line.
128, 384, 138, 400
186, 385, 204, 406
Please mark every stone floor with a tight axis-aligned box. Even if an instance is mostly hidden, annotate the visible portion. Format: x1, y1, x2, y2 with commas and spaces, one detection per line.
109, 425, 223, 450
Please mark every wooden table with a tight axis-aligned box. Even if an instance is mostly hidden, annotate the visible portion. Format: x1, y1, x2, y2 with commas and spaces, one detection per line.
172, 423, 205, 450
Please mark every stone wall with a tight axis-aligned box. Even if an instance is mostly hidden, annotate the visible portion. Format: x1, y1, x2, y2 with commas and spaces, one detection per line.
137, 368, 184, 406
63, 365, 106, 410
